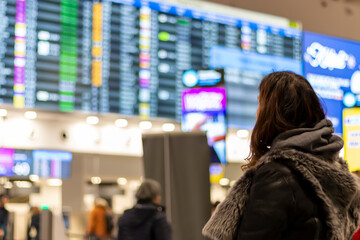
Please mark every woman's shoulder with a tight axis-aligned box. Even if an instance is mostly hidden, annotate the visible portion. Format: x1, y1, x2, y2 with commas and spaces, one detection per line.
255, 161, 294, 180
251, 160, 306, 196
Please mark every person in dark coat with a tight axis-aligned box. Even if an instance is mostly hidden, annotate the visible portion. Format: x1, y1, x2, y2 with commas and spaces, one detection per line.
27, 206, 40, 240
117, 179, 172, 240
202, 71, 360, 240
0, 194, 8, 240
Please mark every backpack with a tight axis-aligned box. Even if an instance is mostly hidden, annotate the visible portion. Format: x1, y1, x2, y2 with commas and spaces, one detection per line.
106, 213, 114, 233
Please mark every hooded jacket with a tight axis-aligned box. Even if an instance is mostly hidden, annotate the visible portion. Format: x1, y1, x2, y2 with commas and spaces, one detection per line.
203, 119, 360, 240
117, 203, 172, 240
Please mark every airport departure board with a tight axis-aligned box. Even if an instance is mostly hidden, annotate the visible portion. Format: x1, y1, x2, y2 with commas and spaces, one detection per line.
0, 0, 302, 121
0, 148, 72, 178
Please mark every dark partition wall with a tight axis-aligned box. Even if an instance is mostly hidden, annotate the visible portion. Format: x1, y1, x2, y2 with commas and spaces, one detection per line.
142, 132, 211, 240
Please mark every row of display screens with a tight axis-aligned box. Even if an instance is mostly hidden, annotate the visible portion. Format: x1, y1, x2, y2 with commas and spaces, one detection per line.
0, 148, 72, 178
0, 0, 300, 122
0, 0, 359, 134
213, 32, 360, 134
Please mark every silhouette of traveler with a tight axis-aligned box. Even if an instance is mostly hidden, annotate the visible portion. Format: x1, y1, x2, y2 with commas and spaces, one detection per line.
117, 179, 172, 240
203, 71, 360, 240
0, 194, 8, 240
27, 206, 40, 240
87, 198, 111, 240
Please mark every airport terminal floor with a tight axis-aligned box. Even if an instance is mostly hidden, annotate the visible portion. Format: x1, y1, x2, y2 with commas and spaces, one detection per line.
1, 0, 360, 239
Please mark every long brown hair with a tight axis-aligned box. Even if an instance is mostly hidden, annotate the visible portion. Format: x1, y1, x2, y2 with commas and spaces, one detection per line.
244, 71, 325, 169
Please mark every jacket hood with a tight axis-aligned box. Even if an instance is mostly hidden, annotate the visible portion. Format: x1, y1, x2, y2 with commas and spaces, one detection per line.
269, 119, 358, 218
121, 203, 160, 228
271, 119, 343, 161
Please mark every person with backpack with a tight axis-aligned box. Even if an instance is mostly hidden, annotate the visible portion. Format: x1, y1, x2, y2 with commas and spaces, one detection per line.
27, 206, 40, 240
117, 179, 172, 240
86, 198, 111, 240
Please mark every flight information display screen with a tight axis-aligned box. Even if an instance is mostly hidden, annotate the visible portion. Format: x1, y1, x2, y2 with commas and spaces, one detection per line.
0, 148, 72, 178
32, 149, 72, 178
0, 0, 302, 121
210, 36, 302, 129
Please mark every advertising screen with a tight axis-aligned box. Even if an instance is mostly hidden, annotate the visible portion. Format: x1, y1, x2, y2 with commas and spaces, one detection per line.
343, 108, 360, 172
0, 0, 301, 121
181, 87, 227, 164
182, 69, 225, 88
303, 31, 360, 133
0, 148, 15, 176
0, 148, 32, 176
13, 150, 33, 177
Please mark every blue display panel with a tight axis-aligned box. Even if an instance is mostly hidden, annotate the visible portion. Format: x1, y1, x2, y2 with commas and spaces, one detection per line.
182, 69, 225, 88
13, 150, 33, 177
0, 0, 301, 122
32, 150, 72, 179
0, 148, 72, 178
210, 46, 302, 74
303, 31, 360, 134
210, 46, 302, 129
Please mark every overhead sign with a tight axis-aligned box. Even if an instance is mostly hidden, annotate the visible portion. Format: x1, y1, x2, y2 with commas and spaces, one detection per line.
182, 69, 225, 88
303, 31, 360, 133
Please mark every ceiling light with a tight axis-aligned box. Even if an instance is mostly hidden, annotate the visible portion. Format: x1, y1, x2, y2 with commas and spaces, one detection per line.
0, 109, 7, 117
29, 175, 39, 182
115, 119, 128, 128
237, 130, 249, 138
4, 182, 12, 189
14, 181, 32, 188
219, 178, 230, 186
24, 111, 37, 120
91, 176, 102, 185
162, 123, 175, 132
139, 121, 152, 130
86, 116, 99, 125
117, 177, 127, 185
47, 179, 62, 186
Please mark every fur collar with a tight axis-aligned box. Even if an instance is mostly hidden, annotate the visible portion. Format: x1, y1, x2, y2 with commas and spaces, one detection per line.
202, 149, 360, 240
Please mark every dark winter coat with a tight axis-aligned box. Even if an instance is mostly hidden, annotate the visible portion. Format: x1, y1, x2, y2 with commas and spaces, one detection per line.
0, 206, 8, 236
203, 119, 360, 240
117, 203, 172, 240
27, 214, 40, 240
